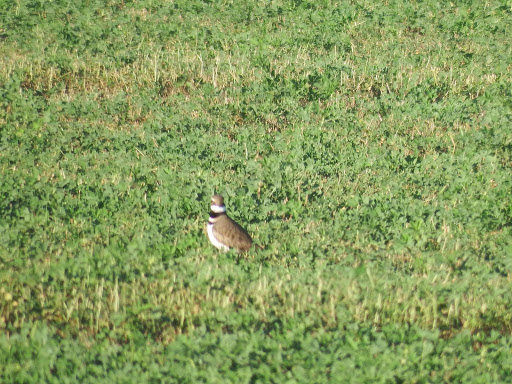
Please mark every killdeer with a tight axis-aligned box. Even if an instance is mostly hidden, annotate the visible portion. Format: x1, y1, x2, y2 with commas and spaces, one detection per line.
207, 194, 252, 252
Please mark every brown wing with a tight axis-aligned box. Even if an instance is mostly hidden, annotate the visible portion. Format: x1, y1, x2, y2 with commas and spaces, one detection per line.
213, 216, 252, 251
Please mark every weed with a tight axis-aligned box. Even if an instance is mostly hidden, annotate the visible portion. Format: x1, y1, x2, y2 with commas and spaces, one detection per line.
1, 0, 511, 381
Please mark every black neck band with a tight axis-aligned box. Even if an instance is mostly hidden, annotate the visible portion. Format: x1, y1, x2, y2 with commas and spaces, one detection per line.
210, 211, 225, 218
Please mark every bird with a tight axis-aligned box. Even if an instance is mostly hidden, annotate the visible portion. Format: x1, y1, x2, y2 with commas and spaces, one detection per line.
206, 194, 252, 252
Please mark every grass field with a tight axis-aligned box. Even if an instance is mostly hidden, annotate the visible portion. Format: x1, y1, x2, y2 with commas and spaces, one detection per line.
1, 0, 511, 382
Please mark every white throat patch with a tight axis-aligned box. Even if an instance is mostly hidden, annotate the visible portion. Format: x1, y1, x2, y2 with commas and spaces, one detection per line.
210, 204, 226, 213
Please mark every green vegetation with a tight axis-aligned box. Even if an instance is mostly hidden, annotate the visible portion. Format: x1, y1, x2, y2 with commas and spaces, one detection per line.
1, 0, 511, 381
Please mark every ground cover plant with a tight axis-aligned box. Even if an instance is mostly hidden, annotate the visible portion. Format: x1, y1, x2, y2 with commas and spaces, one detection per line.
1, 0, 511, 382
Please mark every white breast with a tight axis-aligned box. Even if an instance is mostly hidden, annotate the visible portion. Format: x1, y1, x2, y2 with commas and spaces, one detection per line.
207, 223, 230, 251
